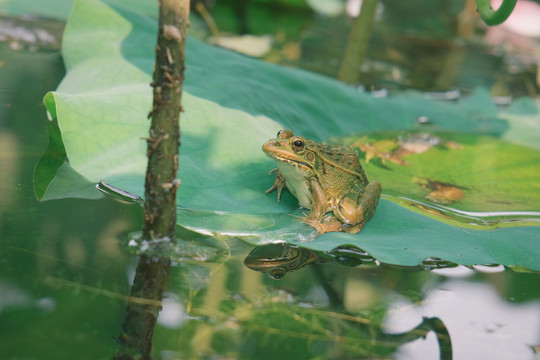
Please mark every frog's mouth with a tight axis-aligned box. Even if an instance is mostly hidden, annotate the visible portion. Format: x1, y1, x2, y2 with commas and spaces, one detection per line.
273, 156, 312, 170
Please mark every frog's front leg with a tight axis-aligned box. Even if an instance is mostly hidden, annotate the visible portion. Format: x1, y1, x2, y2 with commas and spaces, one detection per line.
306, 179, 326, 220
265, 168, 287, 202
335, 181, 381, 234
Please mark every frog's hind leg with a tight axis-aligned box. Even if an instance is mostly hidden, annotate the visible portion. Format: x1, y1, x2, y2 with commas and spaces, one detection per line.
336, 181, 381, 234
298, 179, 343, 234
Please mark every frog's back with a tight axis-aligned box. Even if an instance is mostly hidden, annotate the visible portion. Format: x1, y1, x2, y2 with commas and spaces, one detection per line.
308, 141, 368, 185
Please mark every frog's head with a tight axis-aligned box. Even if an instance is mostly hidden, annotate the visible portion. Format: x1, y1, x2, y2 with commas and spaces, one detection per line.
262, 129, 317, 174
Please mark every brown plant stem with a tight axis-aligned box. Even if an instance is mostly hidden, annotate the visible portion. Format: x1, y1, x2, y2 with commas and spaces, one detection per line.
338, 0, 379, 85
115, 1, 190, 359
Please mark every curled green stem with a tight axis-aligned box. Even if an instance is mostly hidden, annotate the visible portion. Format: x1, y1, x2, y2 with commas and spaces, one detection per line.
475, 0, 517, 26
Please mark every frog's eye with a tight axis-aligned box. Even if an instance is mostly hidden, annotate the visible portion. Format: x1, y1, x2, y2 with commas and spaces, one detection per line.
290, 137, 305, 152
277, 129, 293, 139
268, 268, 286, 280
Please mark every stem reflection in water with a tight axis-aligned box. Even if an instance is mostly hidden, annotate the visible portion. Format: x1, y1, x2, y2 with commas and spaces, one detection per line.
115, 255, 171, 360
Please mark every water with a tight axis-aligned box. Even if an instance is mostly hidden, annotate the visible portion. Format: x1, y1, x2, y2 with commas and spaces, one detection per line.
391, 195, 540, 228
1, 7, 540, 360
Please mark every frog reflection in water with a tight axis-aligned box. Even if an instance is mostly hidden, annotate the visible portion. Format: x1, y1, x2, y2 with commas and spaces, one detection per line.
262, 129, 381, 234
244, 243, 371, 279
244, 243, 322, 279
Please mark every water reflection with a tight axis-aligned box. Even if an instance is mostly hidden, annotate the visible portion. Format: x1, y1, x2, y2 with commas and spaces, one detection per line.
244, 243, 374, 279
244, 243, 322, 279
244, 243, 459, 279
135, 241, 453, 359
109, 238, 458, 358
386, 279, 540, 359
115, 254, 171, 360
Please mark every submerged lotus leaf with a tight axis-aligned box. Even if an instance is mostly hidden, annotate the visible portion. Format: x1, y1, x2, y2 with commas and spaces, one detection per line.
36, 0, 540, 270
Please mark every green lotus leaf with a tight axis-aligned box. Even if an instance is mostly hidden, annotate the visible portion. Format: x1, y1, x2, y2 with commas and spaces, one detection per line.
36, 0, 540, 270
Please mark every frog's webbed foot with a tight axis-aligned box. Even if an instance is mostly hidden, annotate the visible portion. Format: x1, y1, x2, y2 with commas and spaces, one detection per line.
265, 168, 287, 202
298, 214, 344, 235
296, 212, 368, 235
340, 222, 366, 234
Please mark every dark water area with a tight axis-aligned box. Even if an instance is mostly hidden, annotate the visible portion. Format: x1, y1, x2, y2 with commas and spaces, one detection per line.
1, 3, 540, 359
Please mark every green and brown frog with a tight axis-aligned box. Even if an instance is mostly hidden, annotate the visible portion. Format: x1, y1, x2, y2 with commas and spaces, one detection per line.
262, 129, 381, 234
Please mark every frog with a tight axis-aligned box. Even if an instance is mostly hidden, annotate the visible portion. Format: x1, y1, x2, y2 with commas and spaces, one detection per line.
262, 129, 381, 234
